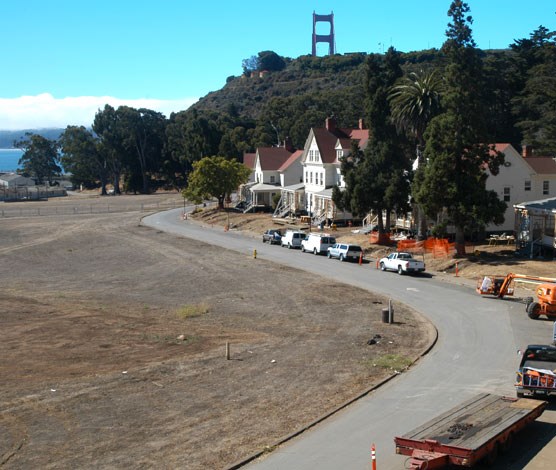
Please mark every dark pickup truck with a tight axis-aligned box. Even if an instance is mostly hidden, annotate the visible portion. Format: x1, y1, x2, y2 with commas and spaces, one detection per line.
516, 344, 556, 398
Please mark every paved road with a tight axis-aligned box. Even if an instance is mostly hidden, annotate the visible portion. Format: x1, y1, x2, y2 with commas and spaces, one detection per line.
143, 209, 556, 469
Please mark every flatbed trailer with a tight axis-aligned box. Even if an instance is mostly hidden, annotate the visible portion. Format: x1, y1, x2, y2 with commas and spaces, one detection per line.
394, 393, 547, 469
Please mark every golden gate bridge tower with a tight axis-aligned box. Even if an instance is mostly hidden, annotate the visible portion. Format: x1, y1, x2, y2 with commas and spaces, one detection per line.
312, 11, 335, 56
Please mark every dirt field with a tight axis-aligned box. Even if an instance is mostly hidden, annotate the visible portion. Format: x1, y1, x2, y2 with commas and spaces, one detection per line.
1, 194, 435, 469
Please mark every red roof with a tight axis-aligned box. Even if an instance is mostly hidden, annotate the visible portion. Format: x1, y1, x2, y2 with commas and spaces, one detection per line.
311, 125, 370, 164
523, 157, 556, 174
257, 147, 293, 171
487, 143, 556, 174
493, 143, 511, 153
243, 153, 256, 169
278, 150, 303, 172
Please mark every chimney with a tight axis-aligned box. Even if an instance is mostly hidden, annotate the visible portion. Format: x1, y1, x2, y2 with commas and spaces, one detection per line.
284, 136, 294, 153
325, 116, 336, 132
358, 118, 364, 130
522, 145, 533, 158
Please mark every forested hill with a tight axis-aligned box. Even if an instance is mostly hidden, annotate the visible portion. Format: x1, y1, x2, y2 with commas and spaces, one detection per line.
0, 129, 63, 148
188, 47, 526, 149
192, 50, 444, 121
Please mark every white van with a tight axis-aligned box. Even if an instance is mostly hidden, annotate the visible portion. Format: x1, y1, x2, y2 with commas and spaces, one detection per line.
301, 233, 336, 255
281, 230, 306, 249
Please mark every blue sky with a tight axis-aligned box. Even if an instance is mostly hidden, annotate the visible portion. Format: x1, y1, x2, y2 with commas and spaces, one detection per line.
0, 0, 554, 130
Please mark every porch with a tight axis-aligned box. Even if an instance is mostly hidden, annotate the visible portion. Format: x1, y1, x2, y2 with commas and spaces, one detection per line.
273, 183, 305, 219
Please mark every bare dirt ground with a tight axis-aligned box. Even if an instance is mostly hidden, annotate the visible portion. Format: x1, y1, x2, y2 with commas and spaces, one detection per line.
1, 194, 432, 470
1, 195, 551, 469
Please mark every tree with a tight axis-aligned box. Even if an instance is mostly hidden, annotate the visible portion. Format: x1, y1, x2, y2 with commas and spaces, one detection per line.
183, 156, 251, 209
513, 27, 556, 155
413, 1, 506, 255
59, 126, 109, 193
242, 55, 259, 74
389, 70, 442, 238
116, 106, 167, 194
334, 49, 412, 236
15, 133, 61, 184
92, 105, 125, 194
258, 51, 286, 72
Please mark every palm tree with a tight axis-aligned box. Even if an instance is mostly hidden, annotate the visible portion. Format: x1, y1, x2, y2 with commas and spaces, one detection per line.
389, 70, 442, 239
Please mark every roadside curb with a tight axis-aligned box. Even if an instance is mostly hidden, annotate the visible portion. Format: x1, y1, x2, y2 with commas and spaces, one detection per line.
225, 319, 439, 470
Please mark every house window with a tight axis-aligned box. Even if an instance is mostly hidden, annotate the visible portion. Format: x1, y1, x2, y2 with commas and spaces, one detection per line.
524, 180, 531, 191
270, 176, 275, 183
337, 150, 343, 160
543, 180, 549, 195
310, 172, 313, 184
320, 173, 323, 186
503, 187, 510, 202
305, 171, 308, 183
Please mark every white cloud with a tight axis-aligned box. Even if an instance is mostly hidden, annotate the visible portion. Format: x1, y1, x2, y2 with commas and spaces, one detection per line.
0, 94, 199, 130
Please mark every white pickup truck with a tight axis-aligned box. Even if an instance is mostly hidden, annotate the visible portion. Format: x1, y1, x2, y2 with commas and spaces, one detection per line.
379, 252, 425, 275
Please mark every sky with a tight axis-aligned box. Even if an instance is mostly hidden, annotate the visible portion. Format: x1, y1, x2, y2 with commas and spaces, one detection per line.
0, 0, 554, 131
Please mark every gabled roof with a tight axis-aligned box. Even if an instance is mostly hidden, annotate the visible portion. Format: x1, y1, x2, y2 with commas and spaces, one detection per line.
348, 128, 369, 149
243, 153, 256, 170
310, 124, 369, 164
491, 144, 556, 174
257, 147, 293, 171
493, 143, 511, 154
523, 157, 556, 175
312, 128, 341, 163
278, 150, 303, 172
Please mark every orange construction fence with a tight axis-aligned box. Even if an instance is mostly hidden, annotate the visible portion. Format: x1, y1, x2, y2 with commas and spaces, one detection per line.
396, 238, 456, 258
369, 232, 392, 245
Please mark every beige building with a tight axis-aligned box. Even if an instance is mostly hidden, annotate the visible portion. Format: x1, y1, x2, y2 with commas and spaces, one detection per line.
486, 144, 556, 233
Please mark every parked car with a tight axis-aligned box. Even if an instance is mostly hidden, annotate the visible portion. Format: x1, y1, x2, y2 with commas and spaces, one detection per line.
327, 243, 363, 262
262, 229, 282, 245
301, 233, 336, 255
379, 252, 425, 275
281, 230, 306, 249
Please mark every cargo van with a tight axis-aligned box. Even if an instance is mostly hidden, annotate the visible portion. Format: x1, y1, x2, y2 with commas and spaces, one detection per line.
280, 230, 306, 249
301, 233, 336, 255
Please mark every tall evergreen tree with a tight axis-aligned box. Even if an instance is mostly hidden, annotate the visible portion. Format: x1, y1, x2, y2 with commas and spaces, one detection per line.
513, 27, 556, 155
413, 1, 506, 254
92, 105, 125, 194
334, 48, 412, 235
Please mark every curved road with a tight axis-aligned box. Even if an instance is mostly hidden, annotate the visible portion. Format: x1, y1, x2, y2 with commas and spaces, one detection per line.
144, 209, 554, 469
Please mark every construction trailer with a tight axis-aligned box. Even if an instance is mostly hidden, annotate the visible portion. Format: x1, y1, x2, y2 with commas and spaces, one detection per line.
395, 394, 547, 469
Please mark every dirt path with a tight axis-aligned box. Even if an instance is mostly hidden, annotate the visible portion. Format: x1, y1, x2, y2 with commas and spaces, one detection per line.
1, 195, 434, 469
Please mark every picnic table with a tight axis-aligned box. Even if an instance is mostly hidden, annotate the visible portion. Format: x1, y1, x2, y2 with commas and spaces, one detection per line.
488, 234, 516, 245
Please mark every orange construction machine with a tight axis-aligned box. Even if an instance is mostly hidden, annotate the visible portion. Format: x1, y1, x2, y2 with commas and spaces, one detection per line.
477, 273, 556, 320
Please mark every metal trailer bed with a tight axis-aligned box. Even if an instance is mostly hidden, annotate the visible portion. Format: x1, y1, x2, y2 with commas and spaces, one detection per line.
394, 393, 547, 469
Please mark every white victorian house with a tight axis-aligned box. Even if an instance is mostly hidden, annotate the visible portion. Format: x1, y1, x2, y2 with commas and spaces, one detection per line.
301, 117, 369, 225
240, 142, 302, 212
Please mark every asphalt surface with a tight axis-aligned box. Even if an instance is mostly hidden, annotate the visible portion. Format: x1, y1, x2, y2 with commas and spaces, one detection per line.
143, 209, 556, 470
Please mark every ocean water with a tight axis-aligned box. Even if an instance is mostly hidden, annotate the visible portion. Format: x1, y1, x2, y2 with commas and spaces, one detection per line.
0, 149, 23, 172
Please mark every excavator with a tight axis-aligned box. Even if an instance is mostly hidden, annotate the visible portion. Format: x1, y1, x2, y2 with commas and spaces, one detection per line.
477, 273, 556, 319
